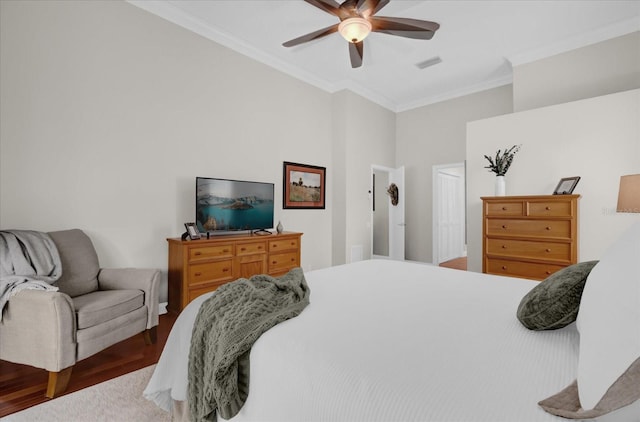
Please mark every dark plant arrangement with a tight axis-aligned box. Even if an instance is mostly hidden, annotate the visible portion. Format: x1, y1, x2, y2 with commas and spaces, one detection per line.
387, 183, 399, 206
484, 145, 521, 176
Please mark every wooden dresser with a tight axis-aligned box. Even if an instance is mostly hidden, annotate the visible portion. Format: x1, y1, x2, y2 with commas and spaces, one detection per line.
482, 195, 579, 280
167, 231, 302, 313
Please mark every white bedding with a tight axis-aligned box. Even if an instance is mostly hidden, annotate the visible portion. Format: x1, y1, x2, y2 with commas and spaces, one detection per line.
144, 259, 638, 421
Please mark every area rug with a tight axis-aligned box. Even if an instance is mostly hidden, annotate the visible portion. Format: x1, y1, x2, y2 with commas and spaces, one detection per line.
3, 365, 170, 422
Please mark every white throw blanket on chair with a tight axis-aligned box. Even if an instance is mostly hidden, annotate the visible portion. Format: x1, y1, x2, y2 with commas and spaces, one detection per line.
0, 230, 61, 320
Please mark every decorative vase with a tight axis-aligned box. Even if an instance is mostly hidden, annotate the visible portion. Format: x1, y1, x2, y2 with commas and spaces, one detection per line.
495, 175, 506, 196
276, 221, 283, 234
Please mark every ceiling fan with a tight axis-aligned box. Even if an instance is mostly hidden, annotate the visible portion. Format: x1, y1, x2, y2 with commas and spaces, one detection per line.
282, 0, 440, 68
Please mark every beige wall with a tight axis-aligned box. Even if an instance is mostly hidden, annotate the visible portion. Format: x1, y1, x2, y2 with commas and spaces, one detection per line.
0, 1, 336, 301
395, 85, 513, 263
513, 31, 640, 112
331, 91, 349, 266
2, 1, 638, 295
467, 89, 640, 273
0, 0, 397, 303
339, 91, 396, 264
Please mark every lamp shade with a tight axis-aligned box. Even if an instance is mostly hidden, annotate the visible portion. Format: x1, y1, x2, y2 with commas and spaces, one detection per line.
338, 17, 372, 43
616, 174, 640, 213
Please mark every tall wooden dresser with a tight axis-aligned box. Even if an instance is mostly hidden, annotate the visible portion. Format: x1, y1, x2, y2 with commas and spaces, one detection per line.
167, 231, 302, 313
482, 195, 579, 280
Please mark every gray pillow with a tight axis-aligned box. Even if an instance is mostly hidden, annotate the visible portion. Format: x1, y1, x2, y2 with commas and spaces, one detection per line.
48, 229, 100, 297
517, 260, 598, 330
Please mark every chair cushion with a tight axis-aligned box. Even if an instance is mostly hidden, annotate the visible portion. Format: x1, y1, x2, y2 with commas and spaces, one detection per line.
73, 290, 144, 330
48, 229, 99, 297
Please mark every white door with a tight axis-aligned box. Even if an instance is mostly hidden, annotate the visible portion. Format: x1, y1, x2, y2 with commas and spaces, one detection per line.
371, 165, 405, 261
388, 166, 405, 260
432, 164, 466, 264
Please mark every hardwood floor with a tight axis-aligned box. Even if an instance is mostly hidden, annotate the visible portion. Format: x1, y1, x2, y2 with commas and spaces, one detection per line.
439, 256, 467, 270
0, 312, 177, 418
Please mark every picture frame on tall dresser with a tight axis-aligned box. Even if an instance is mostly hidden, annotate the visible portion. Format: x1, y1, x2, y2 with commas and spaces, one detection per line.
283, 161, 326, 209
553, 176, 580, 195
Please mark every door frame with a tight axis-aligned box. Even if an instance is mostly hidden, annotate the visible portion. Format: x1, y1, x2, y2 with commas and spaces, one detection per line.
370, 165, 405, 261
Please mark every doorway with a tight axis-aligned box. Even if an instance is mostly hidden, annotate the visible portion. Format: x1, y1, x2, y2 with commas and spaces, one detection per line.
371, 165, 405, 260
432, 163, 466, 266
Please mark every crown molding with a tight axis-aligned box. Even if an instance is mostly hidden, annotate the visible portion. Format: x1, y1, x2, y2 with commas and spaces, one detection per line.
130, 0, 403, 111
127, 1, 338, 94
128, 1, 638, 113
332, 79, 399, 111
507, 17, 640, 67
396, 74, 513, 113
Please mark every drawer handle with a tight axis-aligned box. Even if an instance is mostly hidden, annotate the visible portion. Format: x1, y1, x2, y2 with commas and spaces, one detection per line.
501, 245, 507, 249
272, 261, 277, 265
502, 266, 507, 270
241, 247, 246, 251
258, 246, 263, 249
502, 206, 507, 211
545, 271, 552, 275
223, 268, 229, 272
194, 252, 202, 256
273, 244, 278, 248
502, 225, 507, 229
545, 248, 552, 252
546, 226, 551, 230
194, 272, 202, 276
545, 206, 551, 211
223, 249, 229, 253
290, 258, 295, 262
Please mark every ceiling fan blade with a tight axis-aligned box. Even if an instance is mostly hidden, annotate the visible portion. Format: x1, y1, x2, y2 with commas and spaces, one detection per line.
304, 0, 350, 19
348, 41, 364, 68
371, 16, 440, 39
356, 0, 390, 18
282, 23, 340, 47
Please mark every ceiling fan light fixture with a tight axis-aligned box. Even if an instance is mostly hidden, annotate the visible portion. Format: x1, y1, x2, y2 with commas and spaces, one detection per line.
338, 17, 372, 43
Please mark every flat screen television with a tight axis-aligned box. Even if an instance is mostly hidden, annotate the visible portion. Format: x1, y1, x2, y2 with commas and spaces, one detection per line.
196, 177, 274, 234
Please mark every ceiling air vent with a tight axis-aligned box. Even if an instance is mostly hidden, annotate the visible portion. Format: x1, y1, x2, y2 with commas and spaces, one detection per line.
416, 56, 442, 69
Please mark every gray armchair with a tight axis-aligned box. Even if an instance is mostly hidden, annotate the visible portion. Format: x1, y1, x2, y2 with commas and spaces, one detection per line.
0, 229, 160, 397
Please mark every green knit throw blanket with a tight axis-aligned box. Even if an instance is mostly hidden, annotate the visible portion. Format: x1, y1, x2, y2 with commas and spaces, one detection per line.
188, 267, 310, 422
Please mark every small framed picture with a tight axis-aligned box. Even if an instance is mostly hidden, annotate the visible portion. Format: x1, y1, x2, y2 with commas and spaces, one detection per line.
553, 177, 581, 195
184, 222, 201, 240
283, 161, 326, 209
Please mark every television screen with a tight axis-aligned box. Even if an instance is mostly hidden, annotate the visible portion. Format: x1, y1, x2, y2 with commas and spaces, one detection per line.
196, 177, 274, 233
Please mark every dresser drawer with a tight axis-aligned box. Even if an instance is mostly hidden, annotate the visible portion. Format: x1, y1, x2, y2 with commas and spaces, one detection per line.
189, 244, 233, 262
269, 251, 299, 273
486, 258, 566, 280
236, 241, 267, 256
168, 232, 303, 313
188, 260, 234, 285
486, 238, 572, 262
269, 238, 299, 253
487, 219, 571, 238
527, 201, 572, 217
485, 201, 524, 216
188, 281, 226, 303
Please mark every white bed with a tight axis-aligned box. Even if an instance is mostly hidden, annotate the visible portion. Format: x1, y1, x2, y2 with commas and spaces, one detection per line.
144, 258, 639, 422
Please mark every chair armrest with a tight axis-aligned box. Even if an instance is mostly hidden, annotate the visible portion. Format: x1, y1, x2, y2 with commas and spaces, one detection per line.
0, 290, 76, 372
98, 268, 160, 330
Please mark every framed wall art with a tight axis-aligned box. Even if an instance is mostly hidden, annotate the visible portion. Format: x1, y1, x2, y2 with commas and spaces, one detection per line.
283, 161, 326, 209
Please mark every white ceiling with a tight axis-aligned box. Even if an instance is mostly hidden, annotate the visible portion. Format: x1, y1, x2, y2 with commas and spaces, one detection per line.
130, 1, 640, 112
